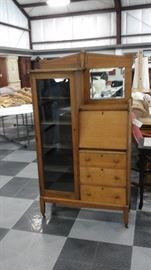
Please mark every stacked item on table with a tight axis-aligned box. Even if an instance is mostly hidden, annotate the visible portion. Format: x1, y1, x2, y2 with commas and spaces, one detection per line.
0, 86, 32, 108
132, 91, 151, 118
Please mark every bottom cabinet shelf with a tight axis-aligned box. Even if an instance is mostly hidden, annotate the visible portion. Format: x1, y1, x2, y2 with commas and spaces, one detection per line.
44, 169, 74, 192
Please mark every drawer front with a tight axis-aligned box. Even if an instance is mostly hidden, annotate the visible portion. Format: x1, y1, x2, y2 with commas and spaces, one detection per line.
80, 185, 126, 205
79, 111, 128, 150
80, 167, 126, 187
79, 151, 126, 169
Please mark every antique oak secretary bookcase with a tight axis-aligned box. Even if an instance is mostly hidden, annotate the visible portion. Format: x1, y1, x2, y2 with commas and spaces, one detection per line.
31, 52, 132, 226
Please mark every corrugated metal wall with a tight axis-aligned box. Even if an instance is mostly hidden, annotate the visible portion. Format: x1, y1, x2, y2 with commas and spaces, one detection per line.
0, 0, 30, 49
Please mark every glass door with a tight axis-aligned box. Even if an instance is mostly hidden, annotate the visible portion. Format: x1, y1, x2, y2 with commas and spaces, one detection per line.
36, 77, 74, 192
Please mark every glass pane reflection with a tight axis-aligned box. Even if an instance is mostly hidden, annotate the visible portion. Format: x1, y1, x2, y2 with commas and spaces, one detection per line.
37, 78, 74, 192
90, 68, 125, 99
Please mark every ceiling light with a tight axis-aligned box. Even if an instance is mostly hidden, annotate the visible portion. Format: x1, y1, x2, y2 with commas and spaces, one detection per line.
47, 0, 70, 7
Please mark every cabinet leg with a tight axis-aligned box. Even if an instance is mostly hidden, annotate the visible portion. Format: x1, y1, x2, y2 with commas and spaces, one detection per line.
40, 198, 45, 217
123, 206, 129, 228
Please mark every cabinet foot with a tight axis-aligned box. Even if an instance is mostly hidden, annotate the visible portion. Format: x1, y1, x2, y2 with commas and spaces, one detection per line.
40, 198, 45, 216
123, 206, 129, 228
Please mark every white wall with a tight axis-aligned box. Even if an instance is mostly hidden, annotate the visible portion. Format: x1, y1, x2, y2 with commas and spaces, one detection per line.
0, 0, 30, 49
31, 8, 151, 51
31, 13, 116, 50
122, 9, 151, 44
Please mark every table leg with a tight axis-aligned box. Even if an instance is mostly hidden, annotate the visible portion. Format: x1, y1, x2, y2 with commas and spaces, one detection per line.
25, 113, 30, 147
16, 115, 20, 138
1, 117, 5, 136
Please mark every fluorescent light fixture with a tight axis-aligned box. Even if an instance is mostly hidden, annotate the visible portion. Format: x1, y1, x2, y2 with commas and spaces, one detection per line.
47, 0, 70, 7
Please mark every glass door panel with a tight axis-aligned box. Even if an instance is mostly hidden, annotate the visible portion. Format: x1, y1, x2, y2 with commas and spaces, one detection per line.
37, 78, 74, 192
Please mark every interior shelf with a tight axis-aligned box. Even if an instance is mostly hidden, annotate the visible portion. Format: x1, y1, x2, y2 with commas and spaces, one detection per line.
43, 143, 72, 150
40, 97, 70, 100
44, 165, 73, 173
41, 121, 71, 125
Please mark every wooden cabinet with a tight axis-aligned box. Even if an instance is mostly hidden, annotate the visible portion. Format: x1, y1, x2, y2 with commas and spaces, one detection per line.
18, 57, 31, 87
0, 57, 7, 87
31, 52, 132, 226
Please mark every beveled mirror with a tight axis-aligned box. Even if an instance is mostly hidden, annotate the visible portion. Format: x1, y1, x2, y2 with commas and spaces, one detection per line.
89, 67, 125, 100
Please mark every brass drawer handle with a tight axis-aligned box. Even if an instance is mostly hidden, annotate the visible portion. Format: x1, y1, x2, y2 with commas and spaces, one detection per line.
85, 158, 91, 162
113, 159, 119, 164
86, 174, 91, 178
100, 168, 104, 172
115, 195, 120, 199
114, 176, 119, 180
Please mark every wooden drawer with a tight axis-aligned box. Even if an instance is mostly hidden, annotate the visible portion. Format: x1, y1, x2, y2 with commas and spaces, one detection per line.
79, 150, 126, 169
80, 185, 126, 205
79, 111, 128, 150
80, 167, 126, 187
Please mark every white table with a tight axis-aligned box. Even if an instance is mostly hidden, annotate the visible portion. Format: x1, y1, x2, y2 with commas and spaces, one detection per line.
0, 104, 33, 117
0, 104, 34, 147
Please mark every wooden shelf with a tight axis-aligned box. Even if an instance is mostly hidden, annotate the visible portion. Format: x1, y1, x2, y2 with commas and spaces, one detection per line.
41, 121, 71, 126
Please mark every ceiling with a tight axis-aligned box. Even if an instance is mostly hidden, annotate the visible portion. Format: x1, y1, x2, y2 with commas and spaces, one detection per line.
14, 0, 151, 20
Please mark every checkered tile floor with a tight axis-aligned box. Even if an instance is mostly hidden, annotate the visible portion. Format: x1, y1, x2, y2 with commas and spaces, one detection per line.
0, 135, 151, 270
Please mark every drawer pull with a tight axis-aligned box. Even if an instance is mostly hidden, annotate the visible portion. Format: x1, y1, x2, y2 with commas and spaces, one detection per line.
113, 159, 119, 164
115, 195, 120, 199
86, 174, 91, 178
114, 176, 119, 180
100, 168, 104, 172
85, 158, 91, 162
86, 192, 91, 197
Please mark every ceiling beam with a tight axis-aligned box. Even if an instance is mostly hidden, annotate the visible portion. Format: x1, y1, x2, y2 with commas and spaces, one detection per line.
21, 0, 88, 8
21, 0, 89, 8
0, 21, 30, 32
28, 20, 32, 50
21, 1, 47, 8
19, 0, 151, 10
21, 1, 151, 20
1, 42, 151, 57
70, 0, 89, 2
114, 0, 121, 45
12, 0, 29, 19
32, 42, 151, 56
32, 35, 116, 45
30, 8, 115, 20
122, 4, 151, 11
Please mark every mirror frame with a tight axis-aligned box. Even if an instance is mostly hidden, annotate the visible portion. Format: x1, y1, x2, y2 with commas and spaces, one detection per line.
83, 53, 133, 105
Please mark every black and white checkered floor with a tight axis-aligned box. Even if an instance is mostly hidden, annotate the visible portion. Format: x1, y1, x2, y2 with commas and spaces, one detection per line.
0, 135, 151, 270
